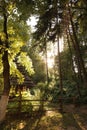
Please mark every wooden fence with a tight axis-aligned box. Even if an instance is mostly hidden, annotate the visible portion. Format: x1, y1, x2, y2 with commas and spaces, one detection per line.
7, 97, 79, 113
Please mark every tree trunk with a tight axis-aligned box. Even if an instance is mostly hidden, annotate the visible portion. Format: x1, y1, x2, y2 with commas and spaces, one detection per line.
66, 30, 81, 97
68, 27, 83, 84
57, 36, 63, 113
68, 7, 87, 86
68, 25, 83, 84
0, 12, 10, 122
0, 50, 10, 123
0, 95, 9, 123
45, 43, 49, 84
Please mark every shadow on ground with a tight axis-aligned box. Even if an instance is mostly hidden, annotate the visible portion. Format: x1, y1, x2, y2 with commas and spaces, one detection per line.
0, 105, 87, 130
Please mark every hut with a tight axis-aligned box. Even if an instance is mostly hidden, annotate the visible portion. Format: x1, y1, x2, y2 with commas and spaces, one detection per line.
10, 61, 35, 97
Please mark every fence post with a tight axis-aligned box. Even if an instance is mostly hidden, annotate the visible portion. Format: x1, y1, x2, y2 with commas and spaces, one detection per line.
18, 89, 22, 112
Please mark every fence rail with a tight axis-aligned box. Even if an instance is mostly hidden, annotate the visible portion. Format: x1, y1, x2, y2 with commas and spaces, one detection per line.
7, 97, 80, 113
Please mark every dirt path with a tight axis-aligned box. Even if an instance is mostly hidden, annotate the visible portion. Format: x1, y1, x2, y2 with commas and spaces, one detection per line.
0, 104, 87, 130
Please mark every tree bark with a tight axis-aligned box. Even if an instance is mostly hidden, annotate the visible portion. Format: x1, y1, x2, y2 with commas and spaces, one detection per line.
66, 30, 81, 97
68, 7, 87, 86
57, 36, 63, 113
0, 95, 9, 123
45, 42, 49, 84
68, 26, 83, 84
0, 12, 10, 122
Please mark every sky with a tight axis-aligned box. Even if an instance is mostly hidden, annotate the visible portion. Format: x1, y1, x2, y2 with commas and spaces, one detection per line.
27, 16, 38, 31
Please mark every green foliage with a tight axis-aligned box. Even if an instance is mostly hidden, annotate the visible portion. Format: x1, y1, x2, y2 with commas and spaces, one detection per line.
49, 79, 73, 102
79, 88, 87, 104
21, 101, 33, 112
0, 0, 87, 107
28, 47, 47, 83
0, 0, 35, 86
35, 82, 48, 100
63, 80, 77, 97
60, 50, 74, 81
17, 52, 34, 75
50, 78, 87, 104
16, 0, 35, 21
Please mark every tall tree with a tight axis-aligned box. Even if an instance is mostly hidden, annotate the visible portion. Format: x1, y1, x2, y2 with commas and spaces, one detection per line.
33, 0, 66, 111
0, 1, 11, 122
33, 0, 87, 108
0, 0, 35, 122
67, 1, 87, 86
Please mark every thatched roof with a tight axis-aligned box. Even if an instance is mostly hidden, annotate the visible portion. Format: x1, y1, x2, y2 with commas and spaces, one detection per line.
10, 62, 35, 89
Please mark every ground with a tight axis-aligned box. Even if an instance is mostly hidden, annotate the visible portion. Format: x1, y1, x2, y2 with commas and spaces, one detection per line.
0, 104, 87, 130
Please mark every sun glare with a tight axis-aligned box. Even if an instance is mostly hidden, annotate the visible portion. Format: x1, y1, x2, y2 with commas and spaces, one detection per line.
47, 52, 54, 68
27, 17, 64, 69
47, 57, 54, 68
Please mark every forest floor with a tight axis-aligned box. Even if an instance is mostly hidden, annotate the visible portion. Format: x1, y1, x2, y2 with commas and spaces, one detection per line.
0, 104, 87, 130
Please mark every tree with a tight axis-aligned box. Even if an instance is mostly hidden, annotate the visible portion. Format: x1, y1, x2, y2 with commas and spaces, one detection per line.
0, 0, 34, 122
0, 1, 11, 122
33, 0, 66, 112
68, 6, 87, 86
33, 0, 87, 108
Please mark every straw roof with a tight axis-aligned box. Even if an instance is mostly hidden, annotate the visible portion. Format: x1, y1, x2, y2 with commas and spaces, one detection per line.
10, 62, 35, 89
